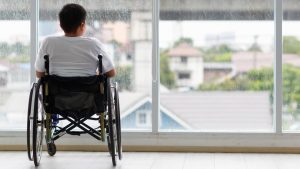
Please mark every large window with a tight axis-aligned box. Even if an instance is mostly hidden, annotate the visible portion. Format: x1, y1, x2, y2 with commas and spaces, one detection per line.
2, 0, 300, 148
0, 0, 30, 130
159, 0, 274, 131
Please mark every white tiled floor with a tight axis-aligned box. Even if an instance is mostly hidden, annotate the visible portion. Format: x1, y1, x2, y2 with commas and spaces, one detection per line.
1, 151, 300, 169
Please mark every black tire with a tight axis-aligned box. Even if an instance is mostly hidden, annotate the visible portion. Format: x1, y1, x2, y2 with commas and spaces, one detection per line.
107, 135, 112, 156
107, 79, 116, 166
26, 84, 34, 161
32, 80, 45, 166
114, 83, 122, 160
47, 142, 56, 156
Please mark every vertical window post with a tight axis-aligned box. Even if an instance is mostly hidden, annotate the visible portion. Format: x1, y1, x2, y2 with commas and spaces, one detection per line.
152, 0, 159, 133
274, 0, 282, 133
30, 0, 38, 84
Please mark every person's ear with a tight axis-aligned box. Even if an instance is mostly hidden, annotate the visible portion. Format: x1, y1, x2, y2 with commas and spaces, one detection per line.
81, 22, 86, 32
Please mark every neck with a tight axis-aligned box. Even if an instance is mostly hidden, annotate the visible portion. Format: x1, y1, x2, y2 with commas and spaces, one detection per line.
65, 32, 82, 37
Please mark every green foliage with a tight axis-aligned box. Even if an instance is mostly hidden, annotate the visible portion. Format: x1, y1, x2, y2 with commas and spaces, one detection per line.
199, 67, 273, 91
113, 66, 132, 91
210, 53, 232, 62
8, 55, 30, 63
206, 44, 233, 54
0, 42, 10, 57
283, 36, 300, 55
173, 37, 193, 47
282, 65, 300, 106
0, 42, 30, 63
160, 52, 176, 89
203, 44, 233, 62
199, 65, 300, 115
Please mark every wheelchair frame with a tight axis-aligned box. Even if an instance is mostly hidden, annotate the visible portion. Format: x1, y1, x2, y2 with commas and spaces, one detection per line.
26, 55, 122, 166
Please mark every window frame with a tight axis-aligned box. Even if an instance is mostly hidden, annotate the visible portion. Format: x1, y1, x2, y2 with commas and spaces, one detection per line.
1, 0, 296, 149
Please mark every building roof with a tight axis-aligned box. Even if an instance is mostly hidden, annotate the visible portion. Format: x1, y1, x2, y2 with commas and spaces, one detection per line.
119, 92, 146, 113
160, 91, 272, 131
203, 62, 234, 70
232, 52, 300, 73
120, 91, 272, 131
167, 43, 202, 57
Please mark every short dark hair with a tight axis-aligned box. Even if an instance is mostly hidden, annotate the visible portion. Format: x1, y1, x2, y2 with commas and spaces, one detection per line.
59, 3, 86, 33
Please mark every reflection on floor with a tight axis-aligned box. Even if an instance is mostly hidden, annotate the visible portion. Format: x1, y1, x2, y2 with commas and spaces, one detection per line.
0, 151, 300, 169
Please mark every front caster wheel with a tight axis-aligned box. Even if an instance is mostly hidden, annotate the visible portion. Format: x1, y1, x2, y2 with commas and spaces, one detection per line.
47, 143, 56, 156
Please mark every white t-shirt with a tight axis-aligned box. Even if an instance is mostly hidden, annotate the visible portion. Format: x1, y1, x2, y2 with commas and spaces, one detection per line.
35, 36, 114, 77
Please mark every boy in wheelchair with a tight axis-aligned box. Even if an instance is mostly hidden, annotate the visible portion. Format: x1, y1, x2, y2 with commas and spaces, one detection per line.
27, 3, 122, 167
35, 3, 115, 78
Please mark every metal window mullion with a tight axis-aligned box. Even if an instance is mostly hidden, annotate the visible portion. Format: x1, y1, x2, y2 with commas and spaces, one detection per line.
30, 0, 39, 84
274, 0, 283, 134
152, 0, 159, 133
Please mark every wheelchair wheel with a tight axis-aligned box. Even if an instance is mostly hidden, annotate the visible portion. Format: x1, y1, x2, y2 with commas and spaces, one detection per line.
32, 80, 45, 166
114, 82, 122, 160
107, 80, 116, 166
26, 84, 34, 161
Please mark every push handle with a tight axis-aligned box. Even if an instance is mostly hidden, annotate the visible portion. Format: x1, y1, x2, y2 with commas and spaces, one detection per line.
98, 55, 105, 94
44, 55, 49, 75
98, 55, 103, 75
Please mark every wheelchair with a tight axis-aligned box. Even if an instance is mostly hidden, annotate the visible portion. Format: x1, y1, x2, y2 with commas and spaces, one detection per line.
26, 55, 122, 166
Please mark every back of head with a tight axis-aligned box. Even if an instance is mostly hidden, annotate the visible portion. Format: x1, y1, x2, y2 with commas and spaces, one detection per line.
59, 3, 87, 33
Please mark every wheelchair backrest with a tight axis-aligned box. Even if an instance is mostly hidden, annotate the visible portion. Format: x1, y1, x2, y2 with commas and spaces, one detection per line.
42, 55, 108, 116
43, 75, 107, 115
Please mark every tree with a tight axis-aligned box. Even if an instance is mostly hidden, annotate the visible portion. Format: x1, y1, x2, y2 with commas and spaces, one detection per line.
206, 44, 233, 54
0, 42, 10, 57
173, 37, 193, 47
199, 65, 300, 116
282, 65, 300, 114
203, 44, 233, 62
11, 42, 30, 56
113, 66, 132, 91
248, 35, 262, 52
160, 52, 176, 89
0, 42, 30, 62
199, 67, 273, 90
248, 43, 262, 52
283, 36, 300, 55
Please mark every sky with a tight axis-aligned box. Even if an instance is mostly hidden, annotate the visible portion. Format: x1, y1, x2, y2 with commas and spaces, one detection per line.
0, 21, 30, 44
1, 20, 300, 52
159, 21, 300, 51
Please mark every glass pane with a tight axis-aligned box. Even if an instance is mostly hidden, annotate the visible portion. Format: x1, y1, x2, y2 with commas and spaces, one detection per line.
39, 0, 152, 131
0, 0, 30, 130
283, 0, 300, 131
159, 0, 274, 131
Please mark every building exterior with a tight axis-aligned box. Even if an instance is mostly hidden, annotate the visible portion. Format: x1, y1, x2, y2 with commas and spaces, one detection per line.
167, 43, 203, 89
131, 12, 152, 93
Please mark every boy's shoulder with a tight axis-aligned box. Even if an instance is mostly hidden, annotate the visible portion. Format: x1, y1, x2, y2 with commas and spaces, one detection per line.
43, 35, 62, 41
44, 35, 97, 40
41, 36, 63, 45
82, 36, 101, 44
43, 36, 100, 45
